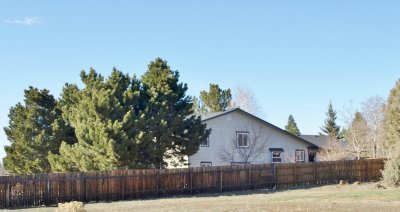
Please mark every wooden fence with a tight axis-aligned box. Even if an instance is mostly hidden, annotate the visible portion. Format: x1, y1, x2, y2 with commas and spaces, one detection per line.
0, 159, 385, 209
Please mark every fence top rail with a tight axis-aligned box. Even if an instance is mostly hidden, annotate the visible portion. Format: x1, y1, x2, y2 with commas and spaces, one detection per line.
0, 158, 385, 183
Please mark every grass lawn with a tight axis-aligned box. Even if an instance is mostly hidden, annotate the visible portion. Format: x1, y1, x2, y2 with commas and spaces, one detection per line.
10, 183, 400, 212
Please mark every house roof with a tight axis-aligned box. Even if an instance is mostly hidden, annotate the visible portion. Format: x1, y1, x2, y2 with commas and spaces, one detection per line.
298, 135, 329, 148
299, 135, 352, 150
200, 108, 238, 121
201, 108, 318, 148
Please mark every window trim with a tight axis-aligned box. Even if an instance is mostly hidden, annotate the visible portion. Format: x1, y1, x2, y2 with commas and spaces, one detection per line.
271, 151, 283, 163
295, 149, 305, 162
201, 137, 209, 147
236, 131, 250, 148
200, 161, 212, 167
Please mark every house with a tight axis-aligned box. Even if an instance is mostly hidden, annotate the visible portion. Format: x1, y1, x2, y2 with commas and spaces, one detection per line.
188, 108, 319, 167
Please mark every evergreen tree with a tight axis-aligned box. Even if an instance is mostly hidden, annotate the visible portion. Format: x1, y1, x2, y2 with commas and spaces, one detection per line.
3, 87, 75, 174
199, 84, 232, 112
141, 58, 210, 168
382, 79, 400, 186
320, 101, 341, 139
48, 68, 142, 172
285, 114, 301, 135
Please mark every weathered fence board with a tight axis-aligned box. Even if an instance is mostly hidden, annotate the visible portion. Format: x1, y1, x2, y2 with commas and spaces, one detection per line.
0, 158, 385, 209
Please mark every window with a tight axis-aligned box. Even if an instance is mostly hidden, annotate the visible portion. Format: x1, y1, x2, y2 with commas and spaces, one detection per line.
200, 162, 212, 167
236, 132, 249, 147
295, 150, 305, 162
272, 151, 283, 163
201, 137, 209, 147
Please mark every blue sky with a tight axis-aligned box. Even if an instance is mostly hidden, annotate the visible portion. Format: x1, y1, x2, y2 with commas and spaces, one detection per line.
0, 1, 399, 160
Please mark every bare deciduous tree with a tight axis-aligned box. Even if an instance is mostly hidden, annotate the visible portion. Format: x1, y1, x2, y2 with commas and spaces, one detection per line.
346, 112, 370, 159
230, 85, 262, 116
361, 96, 385, 158
317, 136, 350, 161
342, 104, 371, 159
218, 124, 269, 165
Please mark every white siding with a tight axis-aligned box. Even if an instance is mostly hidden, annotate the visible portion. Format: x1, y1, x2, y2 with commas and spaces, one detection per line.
189, 110, 311, 167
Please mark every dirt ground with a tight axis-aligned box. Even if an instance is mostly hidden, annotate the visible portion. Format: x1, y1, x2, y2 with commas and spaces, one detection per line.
10, 183, 400, 212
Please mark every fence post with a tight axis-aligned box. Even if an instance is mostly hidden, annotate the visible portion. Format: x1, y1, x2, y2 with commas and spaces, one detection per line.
219, 170, 223, 192
121, 175, 125, 200
189, 168, 193, 194
5, 182, 10, 208
313, 163, 317, 184
293, 164, 297, 186
273, 163, 277, 188
365, 160, 369, 182
156, 170, 160, 197
47, 178, 50, 204
247, 166, 251, 189
83, 175, 87, 202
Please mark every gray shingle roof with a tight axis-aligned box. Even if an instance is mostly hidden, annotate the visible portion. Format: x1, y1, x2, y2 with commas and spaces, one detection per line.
298, 135, 351, 150
298, 135, 329, 148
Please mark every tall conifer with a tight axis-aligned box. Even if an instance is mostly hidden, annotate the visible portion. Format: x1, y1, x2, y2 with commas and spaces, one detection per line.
321, 101, 341, 139
3, 87, 75, 174
48, 69, 142, 172
285, 115, 301, 135
141, 58, 210, 168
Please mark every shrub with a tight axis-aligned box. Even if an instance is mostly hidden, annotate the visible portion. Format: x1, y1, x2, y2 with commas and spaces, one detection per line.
381, 147, 400, 187
56, 201, 86, 212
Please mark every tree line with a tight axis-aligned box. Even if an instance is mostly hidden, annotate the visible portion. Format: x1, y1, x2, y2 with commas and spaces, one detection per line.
3, 59, 261, 175
3, 58, 211, 174
283, 82, 400, 186
3, 59, 400, 186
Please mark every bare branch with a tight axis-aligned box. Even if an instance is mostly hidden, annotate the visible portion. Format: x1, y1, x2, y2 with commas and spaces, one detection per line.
230, 85, 262, 116
317, 136, 350, 161
361, 96, 385, 158
218, 123, 269, 164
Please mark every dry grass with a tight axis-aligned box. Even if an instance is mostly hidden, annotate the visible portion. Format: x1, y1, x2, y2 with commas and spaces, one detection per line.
9, 183, 400, 212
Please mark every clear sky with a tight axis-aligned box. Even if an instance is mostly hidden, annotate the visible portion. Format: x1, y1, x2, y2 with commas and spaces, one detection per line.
0, 1, 399, 160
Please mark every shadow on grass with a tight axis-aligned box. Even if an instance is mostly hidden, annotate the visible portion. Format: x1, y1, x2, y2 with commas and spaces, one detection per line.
142, 184, 329, 202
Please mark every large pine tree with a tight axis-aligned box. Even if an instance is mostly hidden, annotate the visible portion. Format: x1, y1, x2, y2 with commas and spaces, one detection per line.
48, 68, 142, 172
320, 101, 341, 139
3, 87, 76, 174
48, 58, 210, 171
382, 79, 400, 186
285, 115, 301, 135
199, 84, 232, 112
141, 58, 210, 168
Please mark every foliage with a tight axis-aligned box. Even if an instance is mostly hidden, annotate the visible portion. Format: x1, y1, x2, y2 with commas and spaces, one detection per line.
382, 79, 400, 186
48, 69, 142, 172
320, 101, 341, 139
285, 114, 301, 135
199, 84, 232, 112
382, 146, 400, 187
3, 87, 76, 174
141, 58, 210, 168
47, 58, 210, 171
